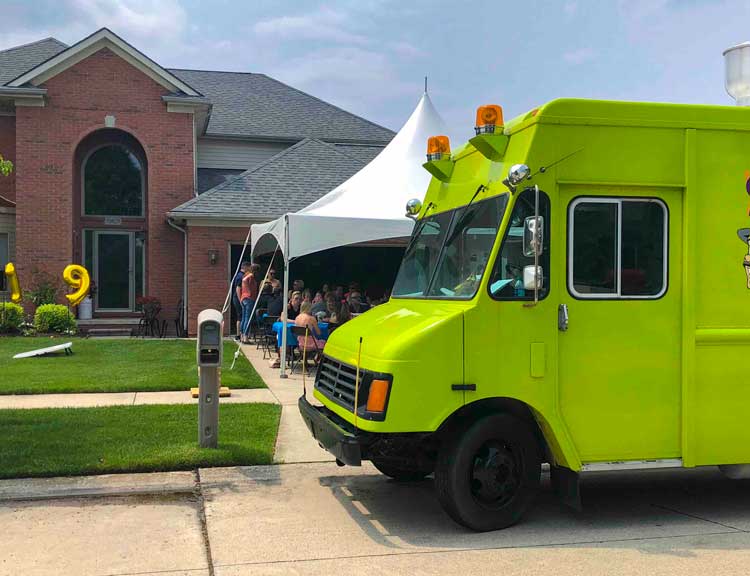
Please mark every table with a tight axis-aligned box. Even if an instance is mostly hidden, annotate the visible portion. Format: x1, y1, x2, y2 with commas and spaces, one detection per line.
272, 321, 329, 348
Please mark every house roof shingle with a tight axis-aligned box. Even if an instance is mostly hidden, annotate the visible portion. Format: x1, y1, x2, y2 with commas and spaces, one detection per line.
170, 138, 366, 219
0, 36, 395, 143
0, 38, 68, 85
168, 69, 394, 143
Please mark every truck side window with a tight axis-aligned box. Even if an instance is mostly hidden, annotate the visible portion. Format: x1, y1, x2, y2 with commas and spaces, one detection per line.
569, 197, 667, 299
488, 188, 551, 301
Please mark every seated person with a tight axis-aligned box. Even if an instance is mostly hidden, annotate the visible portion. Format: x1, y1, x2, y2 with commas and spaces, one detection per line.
256, 282, 272, 316
347, 290, 370, 314
295, 302, 327, 343
331, 300, 351, 325
285, 290, 302, 321
310, 291, 327, 316
295, 302, 326, 362
266, 268, 281, 291
321, 293, 339, 322
266, 286, 284, 317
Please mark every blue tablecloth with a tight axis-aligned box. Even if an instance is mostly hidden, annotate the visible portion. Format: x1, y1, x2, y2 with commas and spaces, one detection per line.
272, 321, 329, 348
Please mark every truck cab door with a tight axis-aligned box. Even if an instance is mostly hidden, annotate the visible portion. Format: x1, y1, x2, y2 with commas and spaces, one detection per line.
464, 188, 556, 414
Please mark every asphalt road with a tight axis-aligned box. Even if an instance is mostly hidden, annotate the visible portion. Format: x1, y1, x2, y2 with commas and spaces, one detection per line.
3, 463, 750, 575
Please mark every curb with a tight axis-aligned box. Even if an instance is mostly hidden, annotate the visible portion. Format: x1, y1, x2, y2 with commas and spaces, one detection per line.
0, 471, 197, 503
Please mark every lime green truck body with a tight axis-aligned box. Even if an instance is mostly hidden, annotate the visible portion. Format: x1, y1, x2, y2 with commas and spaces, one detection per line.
303, 98, 750, 476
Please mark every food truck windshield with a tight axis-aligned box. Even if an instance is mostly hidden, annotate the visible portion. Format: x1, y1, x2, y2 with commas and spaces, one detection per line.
392, 193, 508, 299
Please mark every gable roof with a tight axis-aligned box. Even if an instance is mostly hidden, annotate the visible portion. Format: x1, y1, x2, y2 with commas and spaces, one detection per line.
0, 31, 395, 144
0, 38, 68, 85
7, 28, 201, 97
169, 69, 395, 143
169, 138, 367, 220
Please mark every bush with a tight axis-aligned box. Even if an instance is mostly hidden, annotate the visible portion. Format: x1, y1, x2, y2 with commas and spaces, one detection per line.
25, 270, 61, 307
0, 302, 24, 333
34, 304, 77, 334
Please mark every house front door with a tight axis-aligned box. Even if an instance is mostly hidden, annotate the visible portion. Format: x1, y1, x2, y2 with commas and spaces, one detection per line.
94, 231, 134, 311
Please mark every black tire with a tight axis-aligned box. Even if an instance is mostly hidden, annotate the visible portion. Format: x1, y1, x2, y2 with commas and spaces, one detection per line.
371, 458, 431, 482
435, 412, 541, 531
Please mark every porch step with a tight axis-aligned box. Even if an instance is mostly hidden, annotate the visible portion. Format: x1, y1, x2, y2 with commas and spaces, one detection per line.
85, 328, 134, 338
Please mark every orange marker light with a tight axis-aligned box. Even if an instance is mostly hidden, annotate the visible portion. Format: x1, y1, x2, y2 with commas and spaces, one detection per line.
426, 135, 451, 161
475, 104, 504, 134
366, 379, 390, 412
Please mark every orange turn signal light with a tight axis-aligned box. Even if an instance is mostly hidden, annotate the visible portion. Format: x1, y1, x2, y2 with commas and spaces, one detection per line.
475, 104, 504, 134
426, 135, 451, 160
366, 379, 390, 412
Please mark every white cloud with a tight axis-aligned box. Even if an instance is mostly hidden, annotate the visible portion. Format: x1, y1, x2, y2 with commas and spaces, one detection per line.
71, 0, 187, 41
270, 45, 418, 121
563, 47, 595, 64
388, 40, 424, 59
253, 7, 368, 45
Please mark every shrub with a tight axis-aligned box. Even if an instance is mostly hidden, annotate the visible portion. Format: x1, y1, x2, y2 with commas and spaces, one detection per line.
34, 304, 77, 334
25, 269, 61, 307
0, 302, 24, 333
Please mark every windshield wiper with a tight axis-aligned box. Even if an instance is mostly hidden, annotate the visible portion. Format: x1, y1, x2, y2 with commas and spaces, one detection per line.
444, 185, 486, 246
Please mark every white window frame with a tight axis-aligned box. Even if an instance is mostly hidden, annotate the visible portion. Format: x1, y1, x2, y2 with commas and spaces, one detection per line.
568, 197, 668, 300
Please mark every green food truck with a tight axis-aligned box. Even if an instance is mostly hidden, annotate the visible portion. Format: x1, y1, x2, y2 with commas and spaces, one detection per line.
299, 97, 750, 531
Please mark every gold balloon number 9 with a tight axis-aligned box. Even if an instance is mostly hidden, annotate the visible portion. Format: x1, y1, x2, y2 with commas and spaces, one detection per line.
3, 263, 91, 306
62, 264, 91, 306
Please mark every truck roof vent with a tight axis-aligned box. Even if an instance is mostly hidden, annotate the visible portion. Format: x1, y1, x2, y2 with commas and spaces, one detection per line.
724, 42, 750, 106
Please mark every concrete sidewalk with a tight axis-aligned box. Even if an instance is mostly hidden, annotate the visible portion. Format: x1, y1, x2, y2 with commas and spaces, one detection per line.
0, 387, 276, 409
4, 463, 750, 575
240, 343, 335, 464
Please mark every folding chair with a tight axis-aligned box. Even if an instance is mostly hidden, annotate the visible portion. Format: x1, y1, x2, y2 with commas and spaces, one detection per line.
261, 315, 279, 360
290, 325, 322, 375
252, 308, 267, 346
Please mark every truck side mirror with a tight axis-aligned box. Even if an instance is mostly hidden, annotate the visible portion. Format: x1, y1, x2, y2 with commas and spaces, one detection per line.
197, 309, 224, 367
523, 216, 544, 257
523, 265, 544, 291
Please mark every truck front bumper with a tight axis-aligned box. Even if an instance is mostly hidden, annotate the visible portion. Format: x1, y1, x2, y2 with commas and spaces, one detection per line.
298, 395, 367, 466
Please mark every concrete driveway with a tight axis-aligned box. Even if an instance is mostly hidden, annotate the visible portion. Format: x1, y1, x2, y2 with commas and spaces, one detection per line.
4, 463, 750, 575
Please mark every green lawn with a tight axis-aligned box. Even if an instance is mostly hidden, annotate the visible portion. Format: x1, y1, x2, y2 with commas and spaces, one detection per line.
0, 403, 280, 479
0, 337, 264, 395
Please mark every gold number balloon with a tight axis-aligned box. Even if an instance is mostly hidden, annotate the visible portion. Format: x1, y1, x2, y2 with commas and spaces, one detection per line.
62, 264, 91, 307
4, 262, 21, 303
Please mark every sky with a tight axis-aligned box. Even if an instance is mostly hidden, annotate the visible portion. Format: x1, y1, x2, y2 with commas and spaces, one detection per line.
1, 0, 748, 142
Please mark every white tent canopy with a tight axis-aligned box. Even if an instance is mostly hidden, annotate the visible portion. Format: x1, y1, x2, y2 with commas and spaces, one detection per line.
249, 91, 446, 377
250, 91, 447, 261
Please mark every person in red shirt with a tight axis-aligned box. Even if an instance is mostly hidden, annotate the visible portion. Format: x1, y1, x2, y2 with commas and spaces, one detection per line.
240, 263, 260, 343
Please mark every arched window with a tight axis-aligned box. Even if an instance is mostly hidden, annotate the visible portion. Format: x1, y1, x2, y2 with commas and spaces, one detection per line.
83, 145, 144, 216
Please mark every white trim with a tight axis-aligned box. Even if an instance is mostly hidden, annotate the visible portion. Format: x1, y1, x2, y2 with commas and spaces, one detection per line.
8, 28, 200, 96
14, 97, 45, 107
166, 102, 197, 114
581, 458, 683, 472
179, 217, 266, 228
568, 196, 668, 300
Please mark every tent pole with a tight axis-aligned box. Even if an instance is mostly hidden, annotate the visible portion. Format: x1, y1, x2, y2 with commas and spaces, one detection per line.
279, 215, 290, 378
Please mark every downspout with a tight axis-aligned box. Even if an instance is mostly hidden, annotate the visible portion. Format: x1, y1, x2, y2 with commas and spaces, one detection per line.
167, 217, 188, 335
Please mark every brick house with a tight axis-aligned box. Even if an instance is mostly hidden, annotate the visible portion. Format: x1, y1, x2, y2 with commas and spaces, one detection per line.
0, 28, 394, 334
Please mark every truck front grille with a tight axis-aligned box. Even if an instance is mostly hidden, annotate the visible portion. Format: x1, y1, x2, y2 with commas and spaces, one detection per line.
316, 355, 360, 411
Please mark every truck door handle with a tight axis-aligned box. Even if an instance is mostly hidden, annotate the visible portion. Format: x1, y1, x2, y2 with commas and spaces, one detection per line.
558, 304, 569, 332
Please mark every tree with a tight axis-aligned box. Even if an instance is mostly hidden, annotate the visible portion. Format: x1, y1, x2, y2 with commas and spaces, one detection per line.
0, 154, 12, 177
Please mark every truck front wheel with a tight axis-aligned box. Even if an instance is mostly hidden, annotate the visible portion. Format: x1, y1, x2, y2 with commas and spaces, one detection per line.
435, 413, 541, 531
